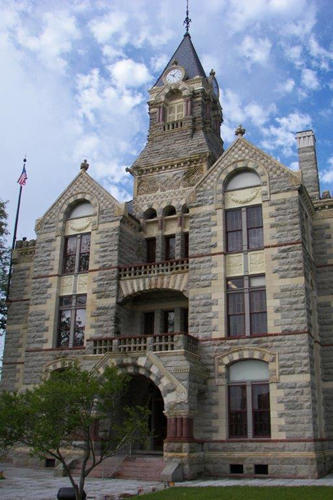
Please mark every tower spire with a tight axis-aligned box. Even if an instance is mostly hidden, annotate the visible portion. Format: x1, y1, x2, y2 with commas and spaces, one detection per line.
184, 0, 191, 34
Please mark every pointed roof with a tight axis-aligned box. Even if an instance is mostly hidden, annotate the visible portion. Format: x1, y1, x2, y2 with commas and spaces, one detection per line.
154, 33, 206, 87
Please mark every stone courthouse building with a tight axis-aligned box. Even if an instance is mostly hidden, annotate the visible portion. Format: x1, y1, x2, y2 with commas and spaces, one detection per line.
2, 28, 333, 480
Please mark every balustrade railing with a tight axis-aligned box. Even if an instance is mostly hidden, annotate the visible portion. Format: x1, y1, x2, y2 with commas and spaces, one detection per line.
90, 332, 198, 355
119, 258, 188, 279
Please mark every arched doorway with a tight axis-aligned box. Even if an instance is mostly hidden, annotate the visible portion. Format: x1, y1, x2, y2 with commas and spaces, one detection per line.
126, 374, 167, 452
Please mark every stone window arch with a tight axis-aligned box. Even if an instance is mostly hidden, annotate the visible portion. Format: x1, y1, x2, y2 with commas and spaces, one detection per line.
144, 207, 157, 220
163, 205, 176, 217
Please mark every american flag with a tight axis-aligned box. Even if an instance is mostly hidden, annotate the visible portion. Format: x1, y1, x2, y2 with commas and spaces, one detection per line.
17, 165, 28, 186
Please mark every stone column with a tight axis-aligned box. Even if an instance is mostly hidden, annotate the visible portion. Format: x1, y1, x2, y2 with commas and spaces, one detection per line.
296, 130, 320, 201
166, 416, 194, 440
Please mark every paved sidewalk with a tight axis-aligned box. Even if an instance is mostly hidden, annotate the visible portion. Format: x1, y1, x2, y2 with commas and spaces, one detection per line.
0, 463, 165, 499
1, 463, 333, 499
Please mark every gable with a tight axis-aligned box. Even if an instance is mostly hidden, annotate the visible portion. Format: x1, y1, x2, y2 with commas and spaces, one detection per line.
193, 137, 301, 207
35, 170, 123, 235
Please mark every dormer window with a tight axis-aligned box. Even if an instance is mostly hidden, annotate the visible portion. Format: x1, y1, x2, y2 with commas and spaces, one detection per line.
167, 101, 184, 122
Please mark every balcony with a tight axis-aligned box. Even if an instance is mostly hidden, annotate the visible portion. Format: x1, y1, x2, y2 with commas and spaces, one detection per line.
119, 258, 188, 279
90, 332, 198, 356
118, 259, 189, 299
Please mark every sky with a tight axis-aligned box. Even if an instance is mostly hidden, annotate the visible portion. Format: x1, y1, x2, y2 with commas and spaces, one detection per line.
1, 0, 333, 241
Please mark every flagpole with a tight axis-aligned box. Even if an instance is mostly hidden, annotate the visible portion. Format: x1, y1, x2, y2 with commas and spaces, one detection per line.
6, 158, 27, 301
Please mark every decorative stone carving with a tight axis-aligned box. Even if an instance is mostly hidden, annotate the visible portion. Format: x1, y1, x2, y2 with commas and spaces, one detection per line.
225, 186, 261, 209
67, 217, 92, 234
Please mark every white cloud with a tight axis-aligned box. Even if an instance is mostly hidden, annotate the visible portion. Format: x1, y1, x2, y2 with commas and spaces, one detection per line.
301, 68, 320, 90
284, 45, 303, 68
289, 161, 299, 171
276, 78, 295, 94
89, 11, 128, 44
15, 11, 80, 72
262, 111, 312, 156
321, 157, 333, 184
108, 59, 151, 88
150, 54, 168, 73
239, 36, 272, 65
244, 102, 277, 127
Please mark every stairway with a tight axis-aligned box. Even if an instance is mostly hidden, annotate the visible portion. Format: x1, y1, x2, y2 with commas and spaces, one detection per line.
70, 454, 165, 481
114, 455, 165, 481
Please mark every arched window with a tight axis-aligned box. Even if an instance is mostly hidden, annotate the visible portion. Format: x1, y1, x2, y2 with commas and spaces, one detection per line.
163, 205, 176, 217
144, 207, 157, 220
67, 201, 93, 219
182, 204, 189, 214
225, 170, 261, 191
228, 360, 270, 438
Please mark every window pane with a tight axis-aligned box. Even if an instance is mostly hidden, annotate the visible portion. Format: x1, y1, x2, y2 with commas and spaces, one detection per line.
226, 210, 242, 230
248, 227, 263, 249
228, 315, 245, 337
227, 231, 242, 252
247, 206, 262, 228
229, 360, 269, 382
73, 309, 85, 346
79, 254, 89, 272
227, 278, 244, 290
57, 310, 71, 347
228, 293, 244, 314
80, 234, 91, 253
226, 171, 261, 191
65, 236, 77, 255
76, 295, 87, 306
60, 296, 72, 307
229, 385, 247, 437
252, 384, 270, 437
250, 290, 266, 312
250, 276, 265, 288
251, 313, 267, 335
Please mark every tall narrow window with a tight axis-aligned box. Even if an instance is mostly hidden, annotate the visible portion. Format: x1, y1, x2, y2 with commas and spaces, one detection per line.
63, 233, 91, 274
227, 276, 267, 337
227, 278, 245, 337
228, 360, 270, 439
143, 312, 155, 335
57, 295, 86, 348
146, 238, 156, 263
226, 206, 263, 252
165, 235, 175, 260
183, 232, 189, 259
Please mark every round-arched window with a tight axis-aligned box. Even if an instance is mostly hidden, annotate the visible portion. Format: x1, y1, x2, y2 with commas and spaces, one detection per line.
144, 208, 157, 220
225, 171, 261, 191
163, 205, 176, 217
68, 201, 93, 219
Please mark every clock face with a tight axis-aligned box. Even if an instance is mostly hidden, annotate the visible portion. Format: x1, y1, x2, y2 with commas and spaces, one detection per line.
165, 68, 183, 84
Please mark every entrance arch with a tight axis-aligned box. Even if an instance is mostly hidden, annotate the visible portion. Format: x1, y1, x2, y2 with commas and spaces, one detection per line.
126, 374, 167, 452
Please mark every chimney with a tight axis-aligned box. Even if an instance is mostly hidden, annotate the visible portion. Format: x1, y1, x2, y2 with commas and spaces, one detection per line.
296, 130, 320, 201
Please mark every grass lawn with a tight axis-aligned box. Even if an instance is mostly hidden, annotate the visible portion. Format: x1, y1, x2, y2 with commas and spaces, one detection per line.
138, 486, 333, 499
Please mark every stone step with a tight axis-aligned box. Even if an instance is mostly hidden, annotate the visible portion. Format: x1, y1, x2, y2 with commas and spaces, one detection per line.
71, 455, 165, 481
114, 456, 165, 481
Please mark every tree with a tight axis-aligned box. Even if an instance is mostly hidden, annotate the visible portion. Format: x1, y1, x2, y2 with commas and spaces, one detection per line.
0, 199, 9, 333
0, 365, 149, 500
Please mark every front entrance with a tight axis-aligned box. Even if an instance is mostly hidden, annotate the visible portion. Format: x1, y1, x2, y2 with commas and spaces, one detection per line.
126, 375, 167, 451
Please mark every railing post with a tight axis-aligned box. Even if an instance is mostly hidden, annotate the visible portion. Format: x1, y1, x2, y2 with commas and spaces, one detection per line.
147, 336, 154, 351
112, 338, 119, 352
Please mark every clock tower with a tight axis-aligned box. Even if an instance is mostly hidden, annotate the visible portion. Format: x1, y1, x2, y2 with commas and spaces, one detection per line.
129, 32, 224, 213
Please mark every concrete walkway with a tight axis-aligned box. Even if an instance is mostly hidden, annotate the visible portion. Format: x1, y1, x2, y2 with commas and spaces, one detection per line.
1, 463, 333, 499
